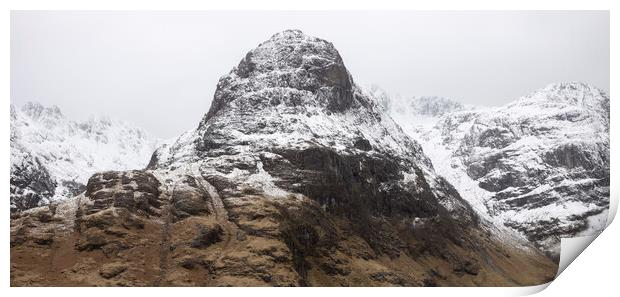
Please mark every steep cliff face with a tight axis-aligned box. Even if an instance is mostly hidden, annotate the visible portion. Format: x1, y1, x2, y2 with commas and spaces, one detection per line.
10, 102, 160, 213
11, 30, 556, 287
387, 82, 610, 259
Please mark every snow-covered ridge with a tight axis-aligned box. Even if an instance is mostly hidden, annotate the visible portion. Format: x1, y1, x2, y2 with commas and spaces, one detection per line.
382, 82, 610, 258
10, 102, 160, 212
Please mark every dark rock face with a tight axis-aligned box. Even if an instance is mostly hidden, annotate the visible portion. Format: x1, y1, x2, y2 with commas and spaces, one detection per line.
543, 142, 609, 170
264, 147, 442, 220
191, 223, 224, 248
353, 137, 372, 151
62, 180, 87, 198
84, 170, 162, 216
10, 152, 57, 213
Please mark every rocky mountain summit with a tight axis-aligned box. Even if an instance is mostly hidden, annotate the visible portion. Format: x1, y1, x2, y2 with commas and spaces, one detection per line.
11, 30, 556, 286
387, 82, 610, 259
10, 102, 159, 213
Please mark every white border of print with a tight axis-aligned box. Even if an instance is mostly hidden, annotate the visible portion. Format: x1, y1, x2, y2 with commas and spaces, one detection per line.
1, 1, 617, 297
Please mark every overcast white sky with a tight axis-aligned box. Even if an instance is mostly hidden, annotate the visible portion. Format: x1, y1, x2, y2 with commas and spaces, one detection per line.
11, 11, 609, 138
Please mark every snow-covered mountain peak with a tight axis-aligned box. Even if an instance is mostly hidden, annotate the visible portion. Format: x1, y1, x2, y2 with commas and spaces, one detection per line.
204, 29, 356, 123
489, 83, 610, 150
22, 101, 64, 119
20, 101, 66, 129
10, 102, 160, 212
506, 82, 610, 131
250, 29, 342, 75
515, 82, 607, 108
255, 29, 337, 63
539, 82, 607, 102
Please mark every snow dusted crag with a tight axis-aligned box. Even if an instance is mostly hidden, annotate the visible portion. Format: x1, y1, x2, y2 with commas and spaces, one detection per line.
11, 30, 556, 287
386, 82, 610, 259
10, 102, 159, 212
150, 30, 475, 223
